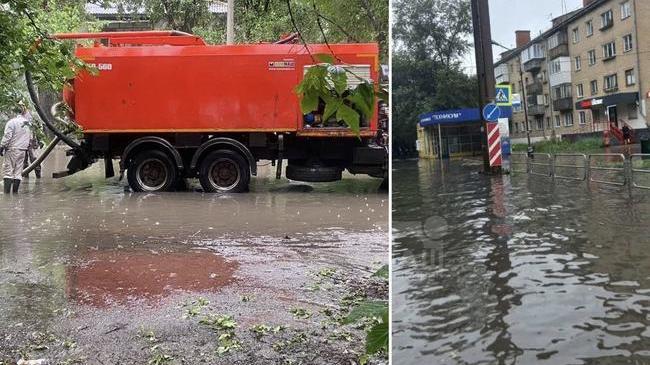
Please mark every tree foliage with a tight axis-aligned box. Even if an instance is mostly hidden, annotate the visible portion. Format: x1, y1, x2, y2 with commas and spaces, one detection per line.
392, 0, 478, 157
116, 0, 387, 61
0, 0, 95, 119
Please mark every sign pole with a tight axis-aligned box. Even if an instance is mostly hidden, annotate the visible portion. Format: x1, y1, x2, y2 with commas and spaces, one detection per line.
470, 0, 501, 174
438, 123, 443, 164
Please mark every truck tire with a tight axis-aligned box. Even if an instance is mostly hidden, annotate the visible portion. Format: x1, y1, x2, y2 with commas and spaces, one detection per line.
127, 150, 178, 192
199, 149, 250, 193
286, 164, 342, 182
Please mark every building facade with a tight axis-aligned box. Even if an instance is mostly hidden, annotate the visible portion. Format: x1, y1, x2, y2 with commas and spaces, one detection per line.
496, 0, 650, 143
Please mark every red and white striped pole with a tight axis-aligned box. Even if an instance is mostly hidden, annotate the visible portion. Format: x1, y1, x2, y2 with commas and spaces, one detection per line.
487, 122, 502, 167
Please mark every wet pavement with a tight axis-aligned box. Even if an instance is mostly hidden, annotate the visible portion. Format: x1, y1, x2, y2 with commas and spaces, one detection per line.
0, 148, 388, 364
393, 158, 650, 365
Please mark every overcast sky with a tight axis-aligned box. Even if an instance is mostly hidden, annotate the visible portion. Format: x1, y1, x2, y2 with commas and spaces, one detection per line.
462, 0, 584, 73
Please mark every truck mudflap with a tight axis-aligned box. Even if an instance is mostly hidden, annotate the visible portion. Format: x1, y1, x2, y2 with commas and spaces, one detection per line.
348, 145, 388, 178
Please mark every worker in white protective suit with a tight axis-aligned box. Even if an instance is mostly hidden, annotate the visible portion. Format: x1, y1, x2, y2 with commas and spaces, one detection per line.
1, 103, 34, 194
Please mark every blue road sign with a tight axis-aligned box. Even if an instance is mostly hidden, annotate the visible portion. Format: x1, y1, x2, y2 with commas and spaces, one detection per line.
495, 85, 512, 106
482, 103, 501, 122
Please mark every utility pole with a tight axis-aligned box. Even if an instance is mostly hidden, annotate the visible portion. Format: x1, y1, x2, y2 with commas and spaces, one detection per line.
494, 40, 533, 155
226, 0, 235, 45
518, 57, 532, 153
470, 0, 499, 174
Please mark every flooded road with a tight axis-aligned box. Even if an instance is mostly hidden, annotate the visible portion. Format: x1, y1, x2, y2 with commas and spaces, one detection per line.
0, 149, 388, 364
393, 158, 650, 365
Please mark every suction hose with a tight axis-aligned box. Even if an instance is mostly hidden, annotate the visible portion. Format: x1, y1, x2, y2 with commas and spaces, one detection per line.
24, 70, 88, 176
22, 136, 61, 176
25, 70, 82, 150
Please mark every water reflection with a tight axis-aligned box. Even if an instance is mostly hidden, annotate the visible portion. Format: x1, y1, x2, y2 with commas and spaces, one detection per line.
393, 159, 650, 364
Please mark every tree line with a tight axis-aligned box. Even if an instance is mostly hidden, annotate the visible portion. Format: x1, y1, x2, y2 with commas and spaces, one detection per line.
392, 0, 478, 158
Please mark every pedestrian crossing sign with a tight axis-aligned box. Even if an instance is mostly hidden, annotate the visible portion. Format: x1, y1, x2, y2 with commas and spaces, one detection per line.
495, 85, 512, 106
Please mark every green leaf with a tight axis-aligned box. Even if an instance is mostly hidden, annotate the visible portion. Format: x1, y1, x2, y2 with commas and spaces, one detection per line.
331, 71, 348, 95
336, 103, 360, 134
346, 91, 371, 119
366, 313, 388, 355
322, 98, 342, 122
315, 54, 335, 64
300, 91, 319, 113
344, 300, 387, 324
373, 264, 388, 279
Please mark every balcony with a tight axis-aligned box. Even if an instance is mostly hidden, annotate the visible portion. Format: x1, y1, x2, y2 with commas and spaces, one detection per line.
526, 81, 543, 95
553, 97, 573, 111
495, 73, 510, 84
524, 58, 544, 73
528, 104, 546, 116
548, 43, 569, 60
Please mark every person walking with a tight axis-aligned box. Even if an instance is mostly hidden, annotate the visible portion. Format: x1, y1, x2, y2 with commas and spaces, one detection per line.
1, 102, 34, 194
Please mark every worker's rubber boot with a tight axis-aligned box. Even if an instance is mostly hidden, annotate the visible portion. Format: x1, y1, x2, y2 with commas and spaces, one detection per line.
3, 179, 11, 194
12, 179, 20, 194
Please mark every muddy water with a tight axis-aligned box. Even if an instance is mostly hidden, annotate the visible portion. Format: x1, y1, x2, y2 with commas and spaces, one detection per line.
0, 148, 387, 363
393, 159, 650, 365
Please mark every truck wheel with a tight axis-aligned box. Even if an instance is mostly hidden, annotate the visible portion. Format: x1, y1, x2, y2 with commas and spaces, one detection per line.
199, 149, 250, 193
127, 150, 177, 192
286, 164, 342, 182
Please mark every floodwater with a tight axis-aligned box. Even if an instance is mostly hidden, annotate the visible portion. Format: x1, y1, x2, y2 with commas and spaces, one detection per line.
393, 158, 650, 365
0, 148, 387, 364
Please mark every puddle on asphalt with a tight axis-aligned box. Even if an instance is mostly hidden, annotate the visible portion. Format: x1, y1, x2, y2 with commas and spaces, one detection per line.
65, 249, 238, 307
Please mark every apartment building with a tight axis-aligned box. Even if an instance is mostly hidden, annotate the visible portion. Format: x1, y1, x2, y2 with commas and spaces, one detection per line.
569, 0, 646, 132
494, 31, 531, 138
496, 0, 650, 143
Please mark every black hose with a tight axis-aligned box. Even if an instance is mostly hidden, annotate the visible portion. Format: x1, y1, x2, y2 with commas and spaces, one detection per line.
22, 136, 61, 176
24, 70, 82, 150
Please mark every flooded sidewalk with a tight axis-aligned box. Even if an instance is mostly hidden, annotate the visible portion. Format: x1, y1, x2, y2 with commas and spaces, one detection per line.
0, 150, 388, 364
393, 158, 650, 365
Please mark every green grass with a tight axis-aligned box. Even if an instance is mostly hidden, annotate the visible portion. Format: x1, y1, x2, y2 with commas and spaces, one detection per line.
512, 137, 603, 154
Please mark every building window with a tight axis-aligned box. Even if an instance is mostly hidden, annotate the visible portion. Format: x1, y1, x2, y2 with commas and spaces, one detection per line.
555, 115, 561, 128
554, 84, 572, 99
536, 119, 544, 130
625, 69, 636, 86
546, 117, 551, 129
550, 59, 561, 74
623, 34, 633, 52
621, 1, 632, 19
572, 27, 580, 43
604, 74, 618, 91
603, 41, 616, 60
564, 113, 574, 127
575, 56, 582, 71
601, 10, 613, 29
588, 49, 596, 65
590, 80, 598, 95
577, 84, 584, 98
579, 111, 586, 125
515, 123, 519, 133
586, 20, 594, 36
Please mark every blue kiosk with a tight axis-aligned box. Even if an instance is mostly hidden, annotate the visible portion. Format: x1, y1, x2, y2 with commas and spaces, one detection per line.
417, 107, 511, 159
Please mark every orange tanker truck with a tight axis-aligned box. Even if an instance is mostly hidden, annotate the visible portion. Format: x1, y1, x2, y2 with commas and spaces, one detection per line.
28, 31, 387, 193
